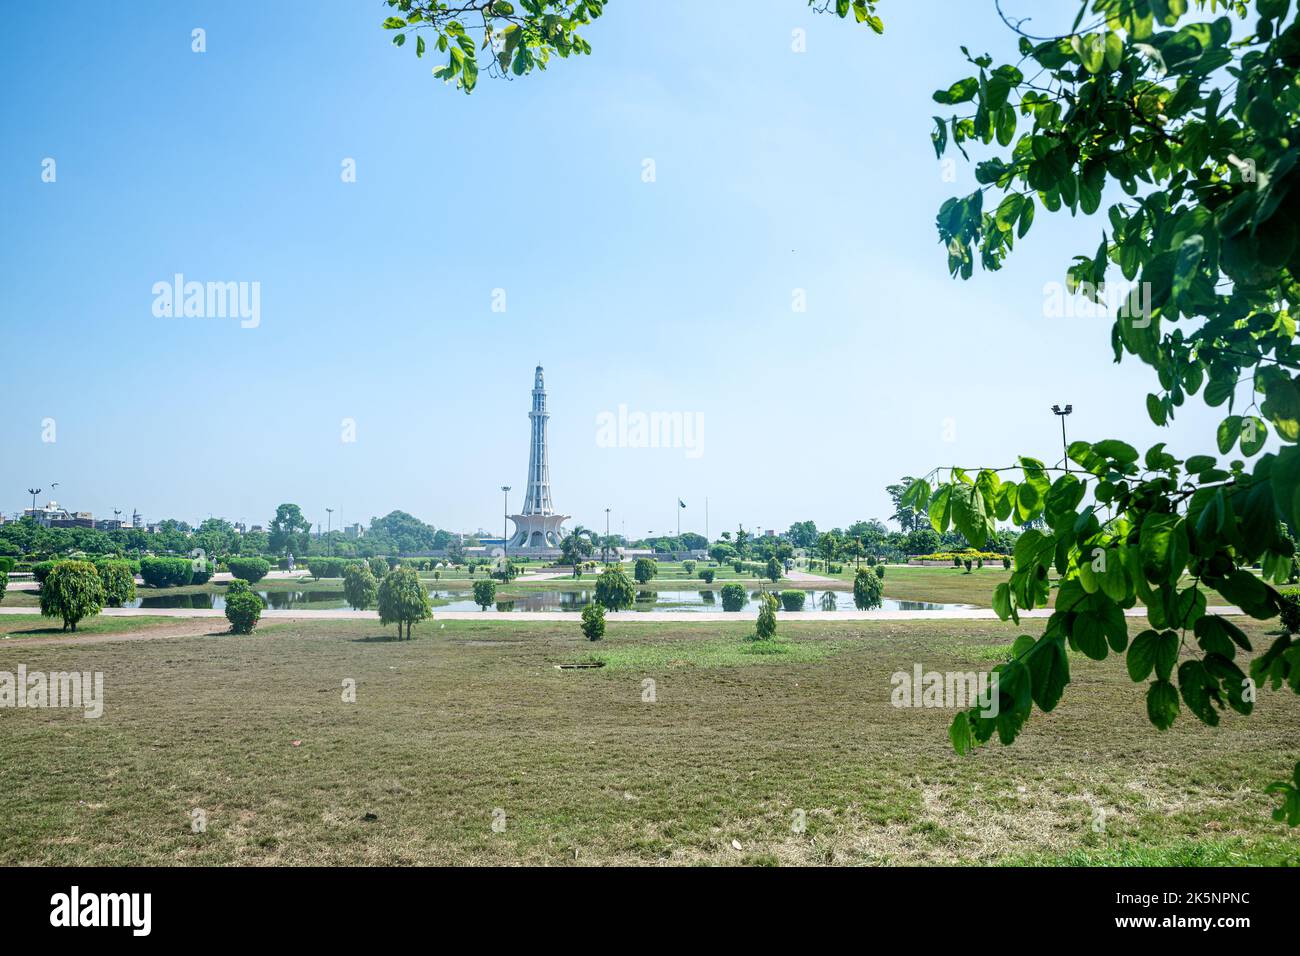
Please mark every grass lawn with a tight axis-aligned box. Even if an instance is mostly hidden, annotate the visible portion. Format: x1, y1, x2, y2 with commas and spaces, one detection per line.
0, 614, 1297, 866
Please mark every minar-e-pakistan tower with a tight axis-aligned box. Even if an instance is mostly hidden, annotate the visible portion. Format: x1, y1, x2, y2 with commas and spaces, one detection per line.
507, 365, 569, 552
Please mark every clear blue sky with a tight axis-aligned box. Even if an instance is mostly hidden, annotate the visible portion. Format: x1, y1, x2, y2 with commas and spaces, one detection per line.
0, 1, 1249, 539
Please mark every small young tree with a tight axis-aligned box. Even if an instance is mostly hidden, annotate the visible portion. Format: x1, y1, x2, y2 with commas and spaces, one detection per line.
343, 562, 379, 610
368, 557, 388, 578
98, 561, 137, 608
765, 556, 781, 583
754, 592, 778, 640
682, 560, 696, 576
700, 568, 715, 584
595, 567, 635, 612
874, 564, 885, 580
633, 557, 657, 585
580, 603, 605, 641
853, 568, 883, 611
473, 578, 497, 610
224, 588, 264, 634
39, 561, 104, 632
377, 566, 432, 639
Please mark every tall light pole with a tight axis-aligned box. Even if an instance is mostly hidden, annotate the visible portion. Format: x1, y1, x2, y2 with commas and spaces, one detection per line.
605, 507, 611, 564
26, 487, 41, 512
501, 486, 511, 561
325, 508, 334, 556
1052, 404, 1073, 474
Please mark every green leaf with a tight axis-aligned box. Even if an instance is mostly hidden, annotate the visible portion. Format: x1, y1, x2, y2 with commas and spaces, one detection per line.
1128, 629, 1159, 681
1147, 679, 1180, 730
1028, 636, 1070, 711
1217, 415, 1242, 454
949, 710, 974, 755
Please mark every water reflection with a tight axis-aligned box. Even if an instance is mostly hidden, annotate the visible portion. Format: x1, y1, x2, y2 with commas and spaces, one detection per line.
125, 586, 966, 614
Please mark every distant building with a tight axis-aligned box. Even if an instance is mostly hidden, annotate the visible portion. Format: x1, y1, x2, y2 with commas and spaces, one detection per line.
344, 523, 364, 538
94, 518, 127, 530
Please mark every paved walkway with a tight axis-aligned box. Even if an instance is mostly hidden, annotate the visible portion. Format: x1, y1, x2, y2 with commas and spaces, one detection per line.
0, 605, 1245, 623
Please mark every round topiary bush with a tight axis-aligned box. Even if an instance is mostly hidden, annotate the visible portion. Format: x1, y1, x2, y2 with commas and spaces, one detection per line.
780, 589, 806, 611
343, 563, 378, 610
634, 557, 657, 584
720, 584, 747, 612
700, 568, 715, 583
580, 603, 606, 641
874, 564, 885, 580
1003, 556, 1012, 570
225, 589, 264, 634
227, 556, 271, 584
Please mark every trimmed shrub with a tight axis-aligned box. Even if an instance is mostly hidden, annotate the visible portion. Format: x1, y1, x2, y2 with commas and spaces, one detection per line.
227, 556, 271, 584
754, 592, 778, 639
595, 567, 635, 612
853, 568, 883, 610
309, 557, 349, 580
226, 578, 252, 596
780, 589, 806, 611
964, 559, 973, 572
140, 557, 194, 588
700, 568, 715, 584
0, 557, 15, 573
33, 560, 61, 584
473, 579, 497, 610
368, 557, 388, 578
191, 559, 214, 585
343, 563, 378, 610
0, 570, 7, 605
225, 589, 264, 634
874, 564, 885, 580
720, 583, 747, 612
1003, 556, 1012, 570
682, 560, 696, 575
39, 561, 104, 631
580, 603, 606, 641
98, 561, 137, 608
634, 557, 657, 585
732, 560, 744, 573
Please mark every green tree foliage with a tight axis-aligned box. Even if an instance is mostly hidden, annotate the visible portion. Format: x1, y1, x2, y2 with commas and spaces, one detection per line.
39, 561, 104, 632
755, 592, 779, 640
343, 563, 379, 611
366, 510, 444, 555
268, 503, 312, 556
383, 0, 607, 94
378, 566, 432, 638
765, 556, 782, 583
595, 567, 635, 611
368, 557, 389, 578
780, 589, 807, 611
473, 578, 497, 610
580, 602, 606, 640
700, 568, 716, 584
853, 567, 883, 610
888, 476, 928, 532
720, 584, 748, 612
227, 556, 271, 584
308, 557, 350, 580
224, 589, 263, 635
98, 561, 137, 608
911, 0, 1300, 819
633, 557, 657, 585
0, 569, 7, 605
